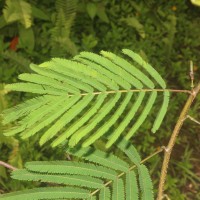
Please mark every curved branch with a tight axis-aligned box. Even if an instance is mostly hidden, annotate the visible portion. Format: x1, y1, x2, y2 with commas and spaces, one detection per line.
157, 82, 200, 200
0, 161, 17, 171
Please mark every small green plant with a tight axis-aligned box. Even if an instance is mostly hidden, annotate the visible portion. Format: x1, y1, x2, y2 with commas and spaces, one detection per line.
0, 49, 200, 199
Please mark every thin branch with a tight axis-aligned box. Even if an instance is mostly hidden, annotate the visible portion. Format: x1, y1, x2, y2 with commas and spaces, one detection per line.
186, 115, 200, 125
90, 147, 164, 196
68, 88, 191, 97
0, 161, 17, 171
157, 82, 200, 200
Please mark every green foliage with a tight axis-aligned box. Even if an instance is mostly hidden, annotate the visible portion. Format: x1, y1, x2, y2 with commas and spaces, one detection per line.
1, 1, 200, 199
3, 0, 32, 28
0, 139, 154, 200
50, 0, 78, 56
3, 49, 170, 149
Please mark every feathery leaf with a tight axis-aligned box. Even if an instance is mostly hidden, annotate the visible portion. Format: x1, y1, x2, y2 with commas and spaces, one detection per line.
1, 139, 154, 199
3, 49, 169, 148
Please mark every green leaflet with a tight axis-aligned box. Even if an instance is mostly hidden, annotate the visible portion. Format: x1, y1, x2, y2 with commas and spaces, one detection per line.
122, 49, 166, 89
5, 83, 66, 95
25, 161, 117, 180
116, 138, 141, 165
82, 93, 121, 147
70, 93, 121, 147
138, 165, 154, 200
35, 62, 93, 93
66, 146, 130, 172
126, 91, 157, 139
21, 95, 80, 139
100, 50, 154, 89
152, 90, 170, 133
18, 73, 76, 94
73, 57, 120, 90
0, 187, 90, 199
3, 126, 25, 136
2, 95, 52, 124
40, 61, 95, 93
112, 178, 125, 200
75, 52, 140, 89
84, 93, 132, 147
47, 59, 114, 91
3, 96, 68, 136
18, 96, 67, 128
76, 52, 143, 90
12, 169, 104, 189
76, 52, 131, 89
99, 187, 111, 200
39, 94, 94, 145
30, 64, 88, 93
126, 171, 138, 200
52, 93, 107, 147
108, 91, 145, 146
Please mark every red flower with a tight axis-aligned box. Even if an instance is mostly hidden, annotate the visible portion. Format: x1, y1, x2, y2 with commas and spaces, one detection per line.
9, 36, 19, 51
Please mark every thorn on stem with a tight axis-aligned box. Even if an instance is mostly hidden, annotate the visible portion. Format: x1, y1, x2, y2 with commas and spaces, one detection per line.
186, 115, 200, 125
161, 146, 170, 153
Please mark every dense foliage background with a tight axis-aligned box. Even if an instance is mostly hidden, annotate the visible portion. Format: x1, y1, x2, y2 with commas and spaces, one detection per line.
0, 0, 200, 199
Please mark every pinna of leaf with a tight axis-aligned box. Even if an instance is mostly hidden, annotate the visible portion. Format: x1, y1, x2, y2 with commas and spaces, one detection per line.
2, 49, 170, 148
0, 139, 154, 200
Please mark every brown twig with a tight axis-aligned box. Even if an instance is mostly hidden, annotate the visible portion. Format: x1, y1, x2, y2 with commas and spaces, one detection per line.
157, 82, 200, 200
0, 160, 17, 171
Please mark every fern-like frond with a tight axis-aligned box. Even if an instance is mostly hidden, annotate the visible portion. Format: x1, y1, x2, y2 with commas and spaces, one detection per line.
51, 0, 78, 56
2, 49, 170, 148
0, 139, 154, 200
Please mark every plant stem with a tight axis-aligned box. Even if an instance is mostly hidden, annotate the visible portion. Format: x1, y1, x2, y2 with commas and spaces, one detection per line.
157, 82, 200, 200
90, 147, 164, 196
68, 88, 191, 97
0, 161, 17, 171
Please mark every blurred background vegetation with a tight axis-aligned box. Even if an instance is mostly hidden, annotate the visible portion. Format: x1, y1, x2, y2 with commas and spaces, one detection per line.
0, 0, 200, 199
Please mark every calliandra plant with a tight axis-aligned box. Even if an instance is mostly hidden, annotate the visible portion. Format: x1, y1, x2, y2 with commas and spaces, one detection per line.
0, 49, 200, 200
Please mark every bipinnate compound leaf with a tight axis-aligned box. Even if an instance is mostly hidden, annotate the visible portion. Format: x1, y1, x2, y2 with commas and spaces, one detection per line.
2, 49, 169, 148
0, 139, 154, 200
